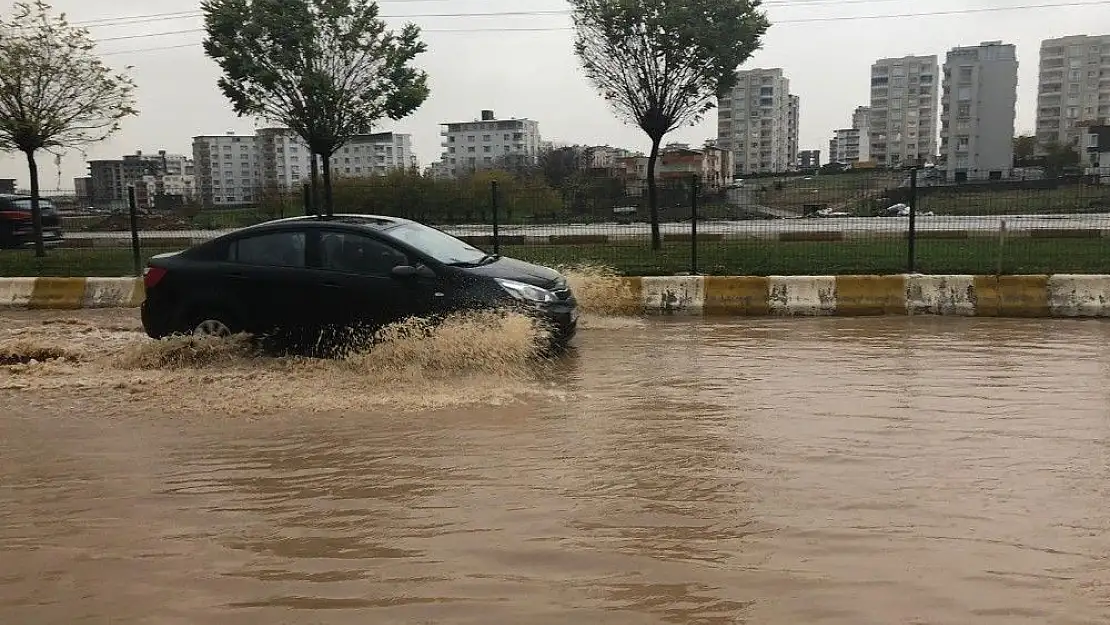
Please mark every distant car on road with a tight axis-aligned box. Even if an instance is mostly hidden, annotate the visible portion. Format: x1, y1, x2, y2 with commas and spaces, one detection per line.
883, 203, 935, 217
0, 194, 64, 249
140, 215, 579, 352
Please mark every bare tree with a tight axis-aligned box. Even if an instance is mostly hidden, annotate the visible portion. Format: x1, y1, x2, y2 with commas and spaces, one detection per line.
202, 0, 429, 217
570, 0, 769, 249
0, 0, 137, 256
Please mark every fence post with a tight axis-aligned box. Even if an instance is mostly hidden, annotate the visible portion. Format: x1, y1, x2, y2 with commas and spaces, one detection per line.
127, 185, 142, 276
907, 167, 918, 274
690, 175, 699, 275
302, 183, 313, 217
491, 180, 500, 255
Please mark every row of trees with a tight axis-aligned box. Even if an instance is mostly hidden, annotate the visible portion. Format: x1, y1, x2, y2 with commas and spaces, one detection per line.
0, 0, 771, 254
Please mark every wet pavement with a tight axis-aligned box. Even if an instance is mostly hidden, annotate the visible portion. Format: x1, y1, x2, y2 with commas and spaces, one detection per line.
2, 311, 1110, 624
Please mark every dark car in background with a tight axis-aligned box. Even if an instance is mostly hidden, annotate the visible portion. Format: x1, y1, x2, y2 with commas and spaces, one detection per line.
0, 194, 64, 249
141, 215, 579, 351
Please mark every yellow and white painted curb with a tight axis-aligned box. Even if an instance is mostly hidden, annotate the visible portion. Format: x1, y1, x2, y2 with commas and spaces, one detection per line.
619, 274, 1110, 318
0, 277, 145, 310
2, 274, 1110, 318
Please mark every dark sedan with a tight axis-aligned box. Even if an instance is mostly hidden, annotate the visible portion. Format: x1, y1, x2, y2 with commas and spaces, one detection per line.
0, 194, 64, 248
141, 215, 578, 351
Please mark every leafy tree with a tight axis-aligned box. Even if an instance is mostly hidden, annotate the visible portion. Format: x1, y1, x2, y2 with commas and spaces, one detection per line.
1013, 134, 1037, 167
202, 0, 429, 216
0, 0, 136, 256
1040, 140, 1080, 176
570, 0, 769, 249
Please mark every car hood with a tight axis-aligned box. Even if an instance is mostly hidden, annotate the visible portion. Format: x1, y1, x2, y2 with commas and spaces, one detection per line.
456, 256, 564, 289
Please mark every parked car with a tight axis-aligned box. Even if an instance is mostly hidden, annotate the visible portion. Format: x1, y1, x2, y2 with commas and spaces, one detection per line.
0, 194, 64, 249
140, 215, 579, 352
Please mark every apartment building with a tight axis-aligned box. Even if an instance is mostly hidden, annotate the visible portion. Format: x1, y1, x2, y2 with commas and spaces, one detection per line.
828, 106, 873, 166
195, 129, 417, 207
717, 68, 797, 174
87, 150, 193, 209
440, 110, 541, 177
1036, 35, 1110, 152
797, 150, 821, 169
940, 41, 1019, 181
192, 133, 262, 208
869, 55, 939, 167
788, 95, 800, 169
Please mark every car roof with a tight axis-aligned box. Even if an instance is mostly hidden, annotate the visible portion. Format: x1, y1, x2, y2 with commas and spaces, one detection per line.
239, 214, 414, 233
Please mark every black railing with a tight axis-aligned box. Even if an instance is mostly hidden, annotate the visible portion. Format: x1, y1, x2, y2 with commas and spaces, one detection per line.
8, 167, 1110, 278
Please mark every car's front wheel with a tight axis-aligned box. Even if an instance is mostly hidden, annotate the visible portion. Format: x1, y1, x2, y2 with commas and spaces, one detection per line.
184, 308, 239, 339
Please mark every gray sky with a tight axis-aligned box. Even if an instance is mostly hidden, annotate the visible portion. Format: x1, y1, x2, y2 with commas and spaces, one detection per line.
1, 0, 1108, 191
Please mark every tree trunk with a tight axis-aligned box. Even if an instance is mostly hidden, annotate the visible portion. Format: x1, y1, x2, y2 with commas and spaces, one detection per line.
309, 153, 321, 216
646, 136, 663, 251
322, 154, 334, 218
24, 150, 45, 257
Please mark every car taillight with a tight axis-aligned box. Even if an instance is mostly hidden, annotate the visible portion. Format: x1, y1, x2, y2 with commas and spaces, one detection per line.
0, 211, 30, 220
143, 266, 167, 289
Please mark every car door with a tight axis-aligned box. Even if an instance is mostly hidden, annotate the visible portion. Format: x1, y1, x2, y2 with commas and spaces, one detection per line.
217, 228, 316, 335
311, 229, 443, 332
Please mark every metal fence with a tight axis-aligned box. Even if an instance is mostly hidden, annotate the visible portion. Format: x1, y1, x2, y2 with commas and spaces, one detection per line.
8, 167, 1110, 277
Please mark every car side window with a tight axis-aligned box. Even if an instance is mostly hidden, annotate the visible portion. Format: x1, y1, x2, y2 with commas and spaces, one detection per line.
230, 231, 306, 268
319, 232, 408, 276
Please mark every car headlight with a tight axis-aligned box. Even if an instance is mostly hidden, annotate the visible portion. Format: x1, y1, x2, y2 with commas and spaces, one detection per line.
496, 278, 557, 304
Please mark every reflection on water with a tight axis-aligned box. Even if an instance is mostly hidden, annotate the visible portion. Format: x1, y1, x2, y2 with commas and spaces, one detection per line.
2, 314, 1110, 624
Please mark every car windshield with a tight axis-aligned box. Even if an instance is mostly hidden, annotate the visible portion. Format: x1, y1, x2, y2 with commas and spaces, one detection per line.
11, 199, 54, 211
386, 222, 487, 265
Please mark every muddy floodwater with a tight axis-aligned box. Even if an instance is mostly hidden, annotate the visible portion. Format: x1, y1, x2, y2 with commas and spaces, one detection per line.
3, 311, 1110, 624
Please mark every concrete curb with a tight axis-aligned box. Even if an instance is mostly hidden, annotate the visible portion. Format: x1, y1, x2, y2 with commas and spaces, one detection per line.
0, 277, 145, 309
2, 275, 1110, 318
620, 274, 1110, 318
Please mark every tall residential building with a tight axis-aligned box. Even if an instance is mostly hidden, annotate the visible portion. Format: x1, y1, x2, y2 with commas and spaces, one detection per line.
86, 150, 193, 209
1036, 35, 1110, 151
193, 132, 262, 208
788, 95, 800, 169
940, 41, 1019, 180
869, 55, 939, 167
717, 68, 796, 174
829, 106, 873, 166
440, 110, 541, 177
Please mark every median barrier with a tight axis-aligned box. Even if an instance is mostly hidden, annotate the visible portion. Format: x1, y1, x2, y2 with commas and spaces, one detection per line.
5, 274, 1110, 318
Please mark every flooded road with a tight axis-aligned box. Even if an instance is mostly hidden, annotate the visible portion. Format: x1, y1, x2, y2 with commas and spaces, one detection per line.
3, 311, 1110, 624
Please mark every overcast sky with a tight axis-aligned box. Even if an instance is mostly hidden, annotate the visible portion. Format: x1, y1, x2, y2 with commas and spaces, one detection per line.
1, 0, 1108, 192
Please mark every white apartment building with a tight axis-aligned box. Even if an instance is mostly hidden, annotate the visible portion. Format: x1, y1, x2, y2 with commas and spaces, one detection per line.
829, 106, 873, 166
870, 55, 939, 167
1036, 35, 1110, 152
717, 68, 797, 174
440, 110, 541, 177
940, 41, 1019, 181
192, 132, 262, 207
788, 95, 800, 170
195, 129, 417, 207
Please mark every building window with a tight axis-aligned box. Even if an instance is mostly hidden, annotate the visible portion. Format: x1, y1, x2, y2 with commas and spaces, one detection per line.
468, 147, 475, 153
467, 135, 475, 142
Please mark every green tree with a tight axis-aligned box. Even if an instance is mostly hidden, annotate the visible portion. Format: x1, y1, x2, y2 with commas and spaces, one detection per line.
0, 0, 136, 256
1013, 134, 1037, 167
570, 0, 769, 249
1041, 140, 1080, 176
202, 0, 429, 217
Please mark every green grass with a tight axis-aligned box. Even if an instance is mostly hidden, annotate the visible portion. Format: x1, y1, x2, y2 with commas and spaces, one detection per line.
0, 247, 183, 277
3, 239, 1109, 277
